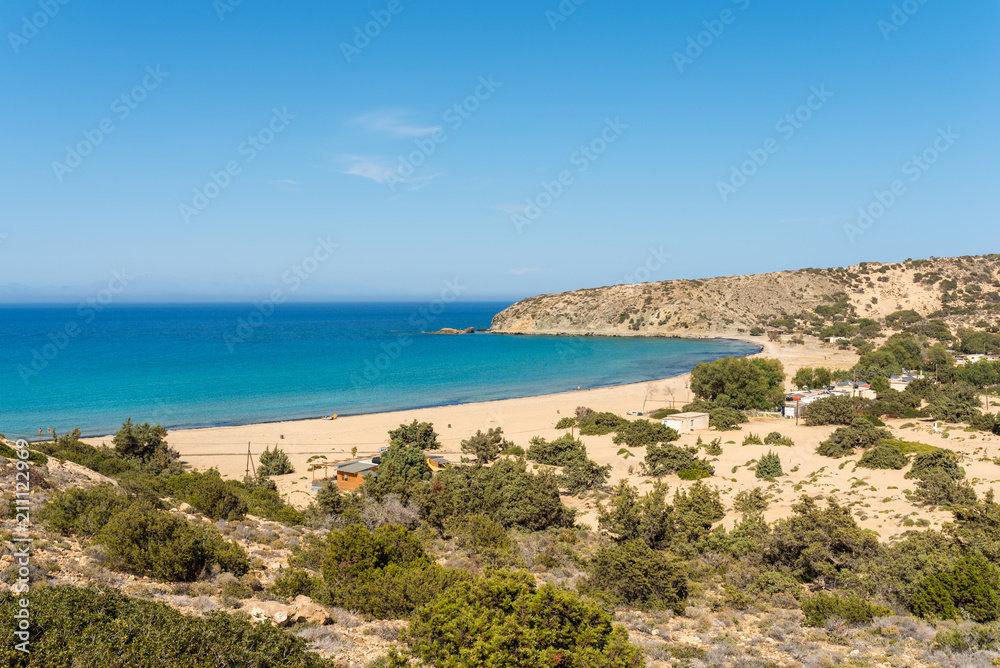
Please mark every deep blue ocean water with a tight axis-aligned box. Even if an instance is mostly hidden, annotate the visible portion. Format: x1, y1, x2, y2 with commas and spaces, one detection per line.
0, 303, 758, 440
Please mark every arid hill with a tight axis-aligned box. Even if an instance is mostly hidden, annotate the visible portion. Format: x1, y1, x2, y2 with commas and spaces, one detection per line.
491, 254, 1000, 338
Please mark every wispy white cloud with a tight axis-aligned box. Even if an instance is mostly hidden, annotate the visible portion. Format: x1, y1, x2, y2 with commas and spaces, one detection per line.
351, 109, 440, 138
341, 155, 443, 191
271, 179, 302, 192
341, 155, 397, 184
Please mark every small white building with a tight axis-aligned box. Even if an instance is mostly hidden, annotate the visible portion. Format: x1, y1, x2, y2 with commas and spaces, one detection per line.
889, 374, 924, 392
662, 411, 710, 433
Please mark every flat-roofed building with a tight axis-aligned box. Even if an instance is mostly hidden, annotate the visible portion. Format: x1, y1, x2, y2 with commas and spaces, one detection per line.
662, 411, 710, 434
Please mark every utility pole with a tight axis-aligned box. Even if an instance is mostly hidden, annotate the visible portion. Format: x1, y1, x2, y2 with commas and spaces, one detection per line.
244, 442, 256, 483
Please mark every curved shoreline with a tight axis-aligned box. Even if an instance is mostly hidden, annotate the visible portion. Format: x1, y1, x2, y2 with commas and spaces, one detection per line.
54, 335, 763, 441
74, 339, 762, 440
78, 334, 859, 515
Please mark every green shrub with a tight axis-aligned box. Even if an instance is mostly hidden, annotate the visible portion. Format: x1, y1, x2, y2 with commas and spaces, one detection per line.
526, 433, 586, 466
388, 419, 441, 450
802, 395, 869, 426
460, 427, 512, 465
755, 451, 783, 479
912, 470, 977, 508
578, 412, 627, 436
708, 407, 748, 431
734, 488, 769, 516
559, 456, 612, 494
0, 442, 47, 465
677, 468, 711, 480
801, 592, 892, 626
271, 568, 319, 599
886, 309, 923, 328
645, 443, 714, 477
907, 450, 965, 481
35, 428, 152, 477
257, 445, 294, 476
597, 480, 723, 554
818, 418, 892, 458
341, 561, 470, 620
99, 507, 249, 581
597, 480, 672, 549
0, 585, 333, 667
364, 442, 432, 501
444, 514, 517, 568
857, 442, 909, 470
585, 539, 688, 611
689, 356, 786, 410
612, 419, 678, 448
703, 437, 723, 456
671, 481, 726, 550
555, 417, 576, 430
934, 624, 1000, 652
414, 458, 574, 532
913, 555, 1000, 622
111, 418, 179, 473
405, 571, 644, 668
39, 484, 135, 537
928, 384, 985, 424
314, 524, 470, 618
650, 407, 680, 419
882, 438, 941, 456
742, 432, 763, 445
763, 431, 793, 446
764, 496, 882, 582
237, 478, 305, 525
168, 469, 248, 521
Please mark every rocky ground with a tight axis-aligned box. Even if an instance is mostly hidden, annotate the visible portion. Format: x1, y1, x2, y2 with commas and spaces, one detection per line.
4, 444, 1000, 667
490, 254, 1000, 338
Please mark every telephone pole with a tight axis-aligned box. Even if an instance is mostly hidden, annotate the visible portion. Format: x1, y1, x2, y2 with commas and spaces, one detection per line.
244, 442, 256, 483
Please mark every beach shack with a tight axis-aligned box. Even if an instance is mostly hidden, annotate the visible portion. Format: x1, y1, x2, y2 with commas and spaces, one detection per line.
662, 411, 710, 434
426, 454, 451, 472
335, 460, 378, 491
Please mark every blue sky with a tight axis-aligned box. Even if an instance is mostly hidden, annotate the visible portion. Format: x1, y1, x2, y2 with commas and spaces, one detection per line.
1, 0, 997, 303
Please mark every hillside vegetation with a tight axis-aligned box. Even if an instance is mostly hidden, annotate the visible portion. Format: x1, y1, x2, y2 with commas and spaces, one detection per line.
490, 254, 1000, 337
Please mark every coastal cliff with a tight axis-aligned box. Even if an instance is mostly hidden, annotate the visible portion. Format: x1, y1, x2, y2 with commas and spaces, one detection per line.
491, 254, 1000, 338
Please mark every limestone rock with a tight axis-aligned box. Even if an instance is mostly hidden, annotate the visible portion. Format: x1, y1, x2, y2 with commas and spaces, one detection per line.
292, 595, 332, 625
248, 600, 295, 627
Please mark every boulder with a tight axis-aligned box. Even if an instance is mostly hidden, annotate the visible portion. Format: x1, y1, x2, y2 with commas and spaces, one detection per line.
292, 595, 332, 625
248, 600, 295, 627
176, 502, 194, 513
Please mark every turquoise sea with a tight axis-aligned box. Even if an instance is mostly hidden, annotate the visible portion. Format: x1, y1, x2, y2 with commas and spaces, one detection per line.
0, 303, 758, 440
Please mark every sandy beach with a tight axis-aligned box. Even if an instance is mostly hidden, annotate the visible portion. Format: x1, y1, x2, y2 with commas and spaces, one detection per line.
86, 336, 999, 539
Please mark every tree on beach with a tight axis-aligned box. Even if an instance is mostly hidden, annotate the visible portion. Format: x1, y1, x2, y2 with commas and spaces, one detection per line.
689, 356, 785, 410
460, 427, 511, 465
793, 367, 832, 390
112, 417, 177, 470
257, 445, 295, 476
365, 443, 431, 501
388, 420, 441, 450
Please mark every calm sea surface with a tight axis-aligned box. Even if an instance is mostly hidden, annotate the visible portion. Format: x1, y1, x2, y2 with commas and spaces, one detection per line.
0, 303, 758, 439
